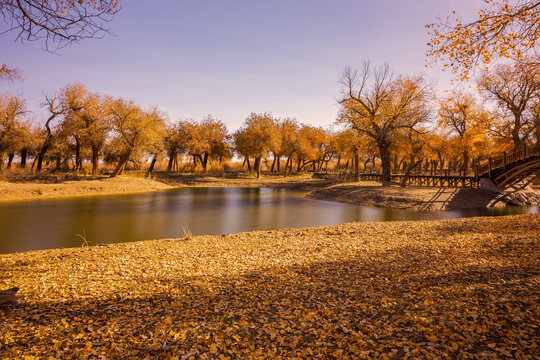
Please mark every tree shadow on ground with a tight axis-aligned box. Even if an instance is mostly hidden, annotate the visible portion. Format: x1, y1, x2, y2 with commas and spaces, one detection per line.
430, 212, 539, 237
422, 188, 506, 210
2, 238, 537, 359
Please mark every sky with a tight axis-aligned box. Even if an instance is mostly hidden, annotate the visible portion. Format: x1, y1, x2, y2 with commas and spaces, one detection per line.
0, 0, 484, 130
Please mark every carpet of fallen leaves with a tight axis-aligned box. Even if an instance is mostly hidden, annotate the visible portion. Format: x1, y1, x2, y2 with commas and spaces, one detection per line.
1, 214, 539, 359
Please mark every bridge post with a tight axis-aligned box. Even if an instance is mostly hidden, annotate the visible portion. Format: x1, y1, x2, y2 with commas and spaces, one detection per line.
523, 143, 527, 159
488, 157, 492, 178
475, 161, 479, 186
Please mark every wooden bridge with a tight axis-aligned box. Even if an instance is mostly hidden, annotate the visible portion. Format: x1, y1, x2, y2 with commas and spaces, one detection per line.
315, 144, 540, 189
477, 144, 540, 189
315, 171, 480, 188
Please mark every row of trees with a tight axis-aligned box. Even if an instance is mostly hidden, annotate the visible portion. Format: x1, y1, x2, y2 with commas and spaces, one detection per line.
1, 55, 539, 181
0, 83, 166, 176
339, 58, 540, 185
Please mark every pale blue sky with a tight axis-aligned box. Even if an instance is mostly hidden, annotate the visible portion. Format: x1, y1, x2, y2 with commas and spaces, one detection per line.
1, 0, 482, 129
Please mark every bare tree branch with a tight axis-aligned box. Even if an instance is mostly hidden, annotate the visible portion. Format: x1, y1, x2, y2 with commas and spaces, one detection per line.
0, 0, 120, 51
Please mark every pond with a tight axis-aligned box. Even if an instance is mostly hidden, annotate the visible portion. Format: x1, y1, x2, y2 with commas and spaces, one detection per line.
0, 187, 537, 254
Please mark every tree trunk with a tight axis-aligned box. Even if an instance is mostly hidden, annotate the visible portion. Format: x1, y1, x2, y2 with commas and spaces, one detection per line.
147, 156, 157, 176
201, 153, 208, 171
284, 157, 290, 177
391, 155, 399, 173
462, 150, 470, 173
246, 157, 251, 171
535, 113, 540, 145
270, 155, 276, 172
167, 152, 176, 172
7, 153, 14, 168
74, 138, 82, 172
20, 149, 27, 168
400, 159, 422, 187
91, 145, 100, 176
111, 152, 131, 177
55, 156, 68, 172
378, 143, 392, 186
255, 157, 262, 178
397, 159, 404, 173
512, 113, 523, 149
354, 149, 359, 182
0, 152, 4, 172
36, 140, 51, 172
277, 156, 281, 172
363, 157, 371, 173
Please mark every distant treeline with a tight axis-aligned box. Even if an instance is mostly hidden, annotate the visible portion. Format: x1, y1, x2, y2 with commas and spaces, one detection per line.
1, 59, 539, 180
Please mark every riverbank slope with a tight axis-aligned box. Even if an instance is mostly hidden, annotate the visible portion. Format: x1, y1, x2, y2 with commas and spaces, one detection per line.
1, 214, 538, 358
308, 183, 540, 210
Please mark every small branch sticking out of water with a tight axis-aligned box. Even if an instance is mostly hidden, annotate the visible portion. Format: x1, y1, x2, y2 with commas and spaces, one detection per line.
75, 229, 89, 247
182, 225, 192, 240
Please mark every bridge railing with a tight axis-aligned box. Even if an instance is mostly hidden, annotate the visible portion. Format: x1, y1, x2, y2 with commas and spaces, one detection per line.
477, 144, 540, 176
317, 168, 477, 178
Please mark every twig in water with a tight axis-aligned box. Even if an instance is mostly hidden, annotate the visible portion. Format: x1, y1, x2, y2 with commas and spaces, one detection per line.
182, 225, 192, 240
75, 229, 89, 247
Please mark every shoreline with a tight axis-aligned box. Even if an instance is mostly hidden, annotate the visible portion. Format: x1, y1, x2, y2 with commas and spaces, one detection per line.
1, 174, 539, 211
307, 182, 540, 210
1, 214, 538, 358
0, 174, 330, 203
0, 176, 173, 203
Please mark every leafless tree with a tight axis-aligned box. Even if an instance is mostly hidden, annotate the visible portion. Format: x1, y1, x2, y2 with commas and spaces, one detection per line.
0, 63, 22, 81
339, 63, 432, 186
36, 94, 65, 171
0, 0, 119, 50
478, 59, 540, 148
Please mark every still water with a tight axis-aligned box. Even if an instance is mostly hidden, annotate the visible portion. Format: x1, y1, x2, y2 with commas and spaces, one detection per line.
0, 187, 537, 254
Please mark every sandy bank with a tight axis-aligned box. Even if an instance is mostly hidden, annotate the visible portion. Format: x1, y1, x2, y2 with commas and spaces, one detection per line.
1, 214, 538, 358
0, 173, 330, 203
156, 172, 330, 190
0, 176, 172, 202
307, 183, 540, 210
